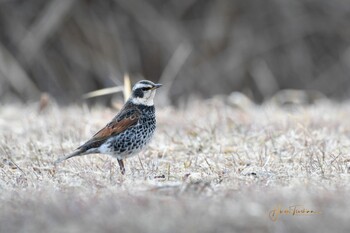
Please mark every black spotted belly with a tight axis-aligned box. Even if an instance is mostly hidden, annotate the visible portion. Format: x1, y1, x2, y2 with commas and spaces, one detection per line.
108, 120, 155, 158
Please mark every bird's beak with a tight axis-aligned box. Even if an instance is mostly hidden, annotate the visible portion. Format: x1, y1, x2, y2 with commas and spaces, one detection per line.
151, 83, 162, 90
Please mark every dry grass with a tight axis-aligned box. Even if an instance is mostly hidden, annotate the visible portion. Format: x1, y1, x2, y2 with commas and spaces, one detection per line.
2, 0, 350, 103
1, 99, 350, 233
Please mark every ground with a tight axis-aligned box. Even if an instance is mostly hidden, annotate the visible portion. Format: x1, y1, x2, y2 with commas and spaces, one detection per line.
0, 99, 350, 233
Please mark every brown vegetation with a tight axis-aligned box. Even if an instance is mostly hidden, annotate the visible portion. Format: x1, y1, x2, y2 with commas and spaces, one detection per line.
0, 0, 350, 104
1, 100, 350, 232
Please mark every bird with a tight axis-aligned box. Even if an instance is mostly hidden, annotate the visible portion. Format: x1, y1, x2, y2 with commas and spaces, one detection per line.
55, 80, 162, 175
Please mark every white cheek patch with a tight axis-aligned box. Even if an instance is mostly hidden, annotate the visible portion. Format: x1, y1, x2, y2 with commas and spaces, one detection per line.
131, 90, 156, 106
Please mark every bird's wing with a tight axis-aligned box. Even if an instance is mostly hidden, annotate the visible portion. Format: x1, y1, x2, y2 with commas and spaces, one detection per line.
93, 110, 140, 139
78, 104, 141, 150
55, 102, 141, 164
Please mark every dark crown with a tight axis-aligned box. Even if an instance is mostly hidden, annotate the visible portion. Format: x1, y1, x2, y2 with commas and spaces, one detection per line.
132, 80, 162, 99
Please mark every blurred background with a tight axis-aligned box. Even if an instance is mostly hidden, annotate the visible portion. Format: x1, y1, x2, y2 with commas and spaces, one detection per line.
0, 0, 350, 105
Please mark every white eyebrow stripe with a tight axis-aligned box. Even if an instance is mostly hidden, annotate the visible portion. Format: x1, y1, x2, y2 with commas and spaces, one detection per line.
132, 83, 152, 90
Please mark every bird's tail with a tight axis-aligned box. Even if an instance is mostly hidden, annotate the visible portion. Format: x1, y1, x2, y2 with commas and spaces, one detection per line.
54, 148, 86, 165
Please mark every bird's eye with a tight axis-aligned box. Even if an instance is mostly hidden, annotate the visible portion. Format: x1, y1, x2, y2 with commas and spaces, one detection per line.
142, 87, 149, 91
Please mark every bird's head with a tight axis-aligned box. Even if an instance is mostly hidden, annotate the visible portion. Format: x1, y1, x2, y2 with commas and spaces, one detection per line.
130, 80, 162, 106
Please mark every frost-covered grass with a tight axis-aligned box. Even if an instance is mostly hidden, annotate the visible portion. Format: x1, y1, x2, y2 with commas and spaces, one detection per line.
1, 100, 350, 233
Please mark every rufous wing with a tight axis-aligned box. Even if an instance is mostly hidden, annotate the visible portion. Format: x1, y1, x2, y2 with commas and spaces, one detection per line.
92, 114, 139, 140
93, 112, 140, 140
77, 109, 141, 151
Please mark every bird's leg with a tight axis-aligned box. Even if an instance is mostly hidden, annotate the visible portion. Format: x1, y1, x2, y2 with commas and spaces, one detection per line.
118, 159, 125, 175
